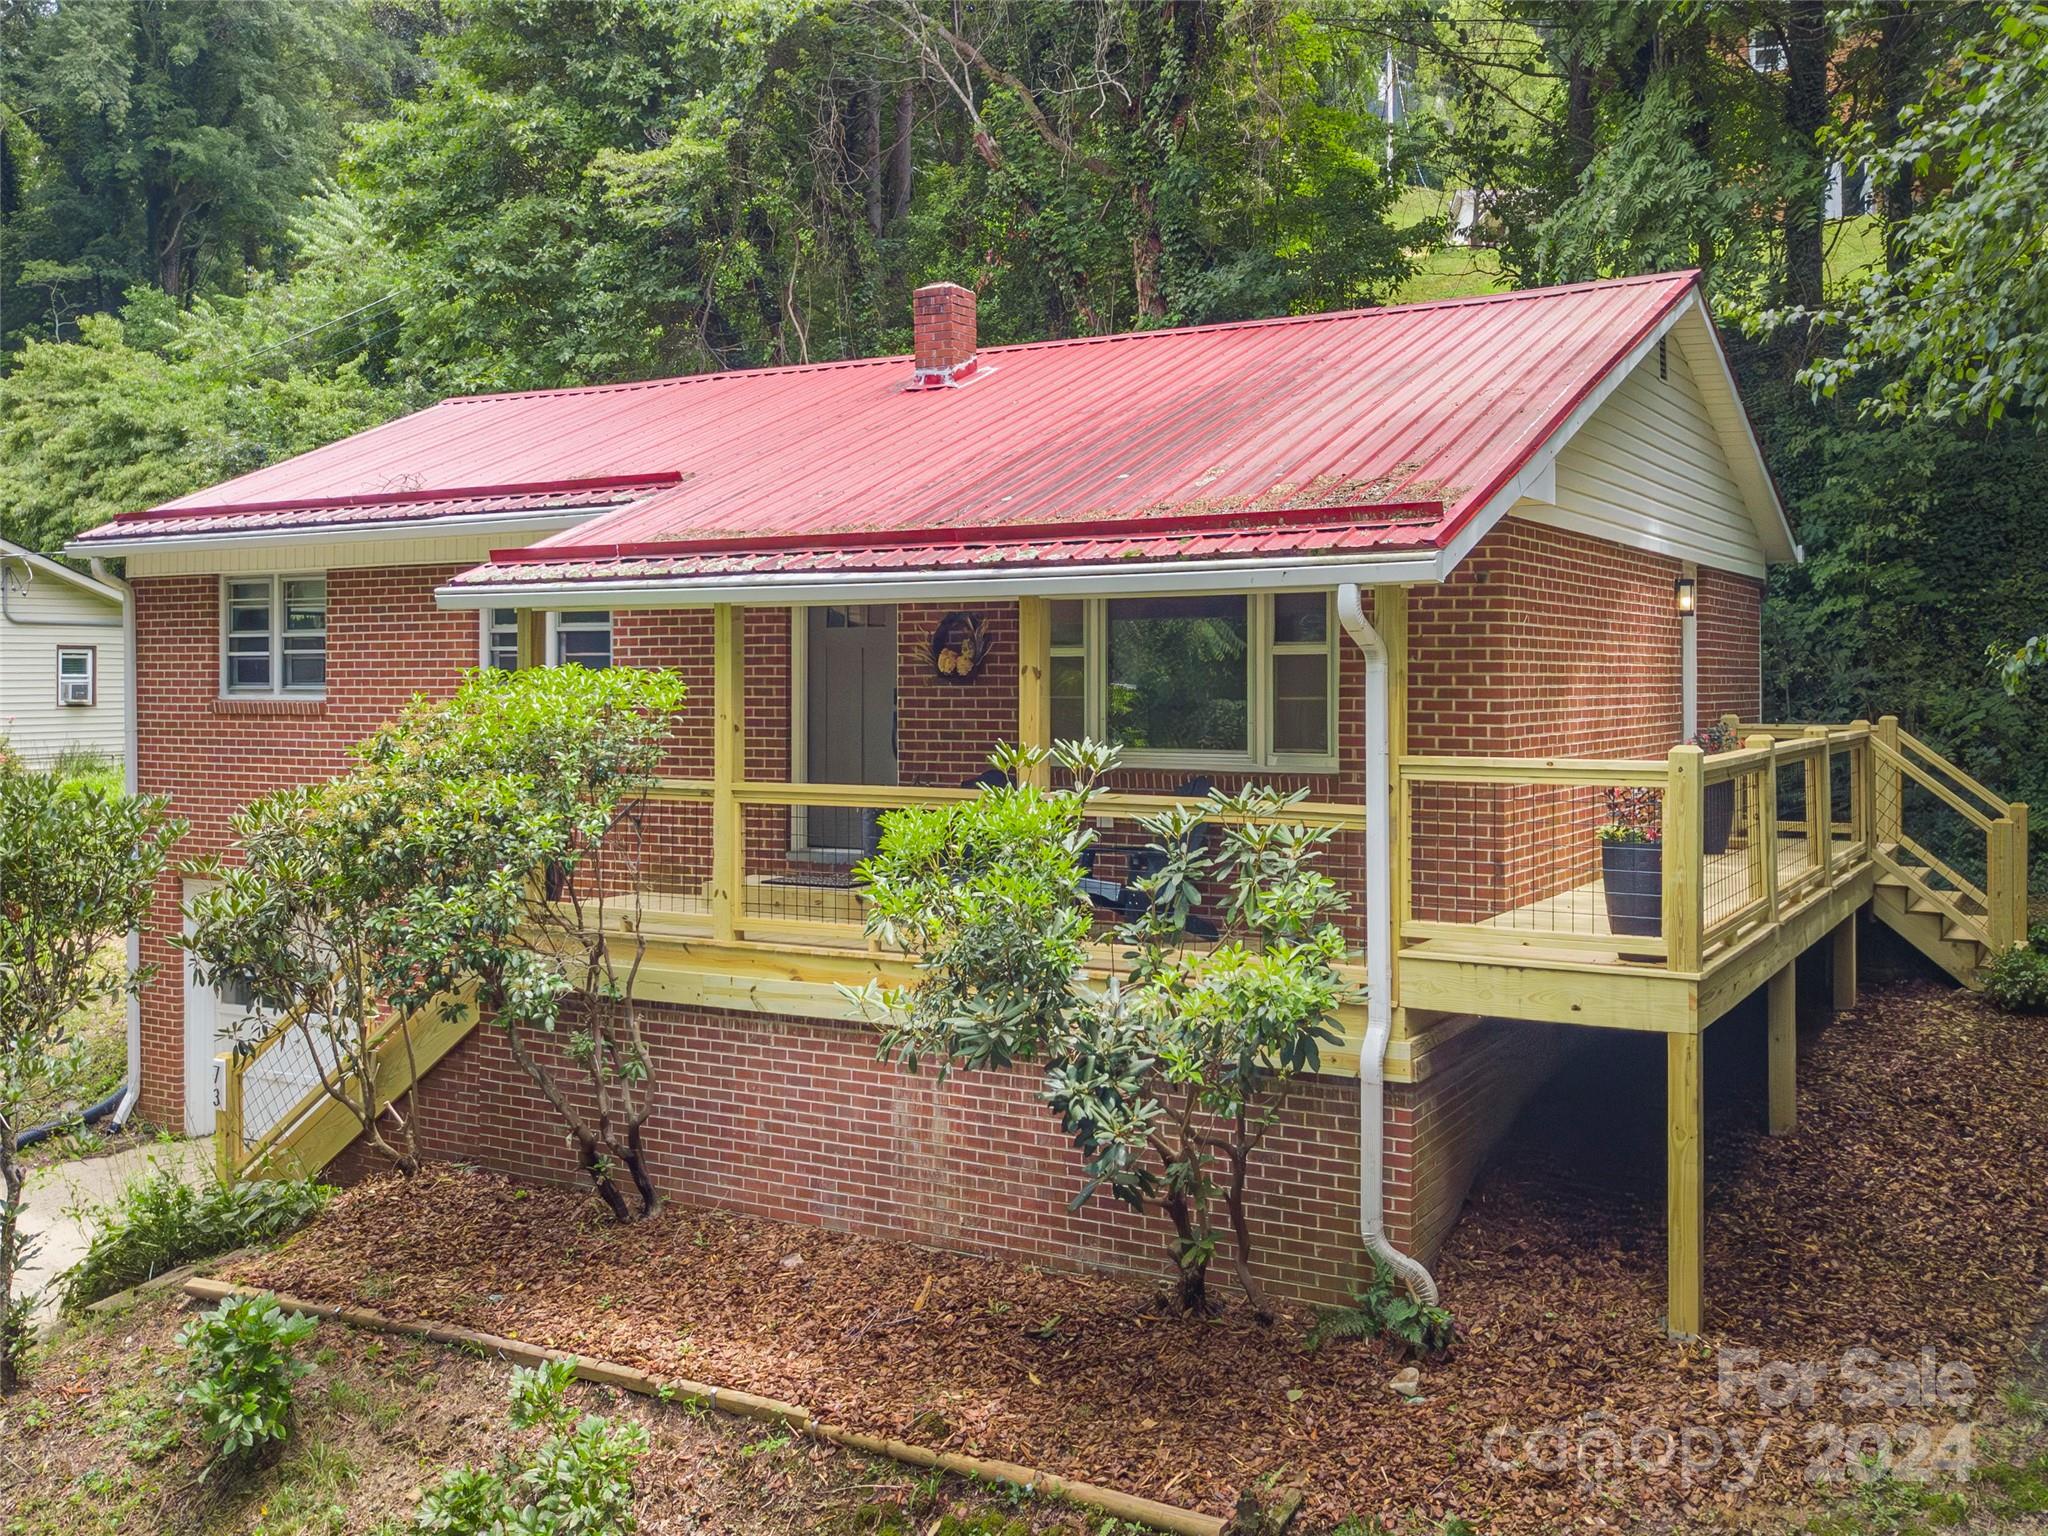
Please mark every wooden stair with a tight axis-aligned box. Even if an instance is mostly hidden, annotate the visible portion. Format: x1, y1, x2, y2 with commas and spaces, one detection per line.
1865, 718, 2030, 990
216, 993, 478, 1182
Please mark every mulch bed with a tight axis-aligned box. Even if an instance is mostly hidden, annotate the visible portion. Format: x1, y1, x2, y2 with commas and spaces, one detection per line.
229, 980, 2048, 1533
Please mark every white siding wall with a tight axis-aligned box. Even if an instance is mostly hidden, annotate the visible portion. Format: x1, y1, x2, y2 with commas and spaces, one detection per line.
1521, 320, 1770, 578
0, 562, 126, 767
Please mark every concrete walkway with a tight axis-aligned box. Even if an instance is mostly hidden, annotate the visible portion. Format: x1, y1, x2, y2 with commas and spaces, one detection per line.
15, 1138, 210, 1325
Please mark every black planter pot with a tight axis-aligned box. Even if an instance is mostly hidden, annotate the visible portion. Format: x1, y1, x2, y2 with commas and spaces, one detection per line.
1601, 840, 1663, 937
1702, 778, 1736, 855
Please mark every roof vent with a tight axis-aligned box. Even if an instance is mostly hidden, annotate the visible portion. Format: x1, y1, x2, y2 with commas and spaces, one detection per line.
910, 281, 979, 389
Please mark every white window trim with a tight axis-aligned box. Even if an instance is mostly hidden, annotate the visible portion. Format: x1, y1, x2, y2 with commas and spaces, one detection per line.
480, 607, 523, 670
544, 609, 613, 669
56, 645, 96, 707
219, 573, 326, 698
1058, 592, 1339, 772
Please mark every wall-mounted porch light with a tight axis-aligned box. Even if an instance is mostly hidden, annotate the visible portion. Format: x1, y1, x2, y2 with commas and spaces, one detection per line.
1674, 574, 1698, 615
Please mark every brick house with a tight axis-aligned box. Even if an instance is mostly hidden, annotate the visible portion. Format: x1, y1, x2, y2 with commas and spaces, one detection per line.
74, 271, 2023, 1338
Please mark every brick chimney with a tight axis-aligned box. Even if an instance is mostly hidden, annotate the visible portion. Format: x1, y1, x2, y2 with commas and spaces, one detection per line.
910, 281, 978, 388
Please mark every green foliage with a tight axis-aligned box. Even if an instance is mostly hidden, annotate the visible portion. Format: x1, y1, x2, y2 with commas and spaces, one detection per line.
1304, 1258, 1456, 1359
1744, 351, 2048, 883
1985, 930, 2048, 1015
176, 1293, 320, 1465
1792, 1, 2048, 426
0, 0, 401, 334
181, 774, 435, 1176
856, 740, 1350, 1317
60, 1171, 332, 1313
354, 665, 689, 1222
0, 760, 183, 1391
411, 1358, 647, 1536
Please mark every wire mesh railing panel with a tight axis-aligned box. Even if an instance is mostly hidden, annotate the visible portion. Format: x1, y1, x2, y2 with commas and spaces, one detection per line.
1701, 762, 1769, 946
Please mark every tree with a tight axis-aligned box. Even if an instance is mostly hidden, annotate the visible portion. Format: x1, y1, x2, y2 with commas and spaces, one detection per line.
0, 761, 184, 1392
1789, 0, 2048, 426
855, 742, 1349, 1320
0, 0, 400, 342
180, 780, 433, 1178
355, 665, 689, 1224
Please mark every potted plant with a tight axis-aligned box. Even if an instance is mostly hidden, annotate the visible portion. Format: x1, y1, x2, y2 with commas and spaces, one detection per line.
1597, 786, 1663, 939
1694, 722, 1739, 854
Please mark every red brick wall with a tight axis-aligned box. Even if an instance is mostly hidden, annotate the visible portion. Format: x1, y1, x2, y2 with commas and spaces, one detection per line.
135, 520, 1762, 1295
344, 998, 1376, 1306
134, 568, 483, 1123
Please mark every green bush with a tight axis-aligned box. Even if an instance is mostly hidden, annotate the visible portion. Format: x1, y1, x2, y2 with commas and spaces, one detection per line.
412, 1359, 647, 1535
176, 1293, 318, 1464
1986, 930, 2048, 1014
60, 1170, 332, 1311
1304, 1258, 1456, 1359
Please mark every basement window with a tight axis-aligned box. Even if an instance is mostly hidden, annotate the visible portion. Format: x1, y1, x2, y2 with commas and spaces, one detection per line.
222, 575, 326, 696
1046, 592, 1337, 769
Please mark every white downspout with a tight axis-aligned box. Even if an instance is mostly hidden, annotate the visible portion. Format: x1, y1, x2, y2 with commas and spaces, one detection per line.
92, 558, 144, 1133
1336, 583, 1439, 1305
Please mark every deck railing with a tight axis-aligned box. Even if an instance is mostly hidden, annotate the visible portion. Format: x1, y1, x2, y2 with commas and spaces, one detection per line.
1868, 719, 2029, 952
1394, 723, 1879, 975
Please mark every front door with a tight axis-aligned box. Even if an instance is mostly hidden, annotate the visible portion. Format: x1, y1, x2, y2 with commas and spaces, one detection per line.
805, 604, 898, 854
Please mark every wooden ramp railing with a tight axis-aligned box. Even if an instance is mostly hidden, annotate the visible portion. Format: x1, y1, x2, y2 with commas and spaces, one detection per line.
215, 993, 478, 1183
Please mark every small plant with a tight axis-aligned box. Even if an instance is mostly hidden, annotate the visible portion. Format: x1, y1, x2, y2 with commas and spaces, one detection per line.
1692, 721, 1740, 754
61, 1169, 331, 1311
1596, 785, 1662, 845
1304, 1258, 1456, 1359
411, 1358, 647, 1535
1985, 930, 2048, 1014
176, 1293, 319, 1466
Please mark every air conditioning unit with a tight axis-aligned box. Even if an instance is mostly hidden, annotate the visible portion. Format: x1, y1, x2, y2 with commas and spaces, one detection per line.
60, 677, 92, 706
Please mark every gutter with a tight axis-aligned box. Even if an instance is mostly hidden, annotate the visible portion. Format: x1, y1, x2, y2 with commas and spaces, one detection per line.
1336, 582, 1440, 1305
435, 551, 1446, 612
90, 558, 144, 1133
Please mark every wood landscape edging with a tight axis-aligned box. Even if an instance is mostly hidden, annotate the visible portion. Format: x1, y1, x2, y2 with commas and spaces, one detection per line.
180, 1276, 1234, 1536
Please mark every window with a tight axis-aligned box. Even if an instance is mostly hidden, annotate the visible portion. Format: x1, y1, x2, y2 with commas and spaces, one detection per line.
482, 608, 522, 670
1107, 595, 1250, 754
1269, 593, 1333, 757
1047, 592, 1337, 767
56, 647, 95, 707
553, 610, 612, 669
1748, 30, 1786, 72
222, 575, 325, 695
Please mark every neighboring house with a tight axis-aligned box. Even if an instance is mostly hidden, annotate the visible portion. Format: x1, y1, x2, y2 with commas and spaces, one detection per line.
70, 271, 2029, 1339
0, 537, 127, 768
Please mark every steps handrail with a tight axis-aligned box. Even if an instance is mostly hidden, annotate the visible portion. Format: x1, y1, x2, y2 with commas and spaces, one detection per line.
1873, 738, 1997, 832
1895, 728, 2014, 820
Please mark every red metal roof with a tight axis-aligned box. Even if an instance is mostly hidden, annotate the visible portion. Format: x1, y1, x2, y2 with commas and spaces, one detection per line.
79, 272, 1704, 578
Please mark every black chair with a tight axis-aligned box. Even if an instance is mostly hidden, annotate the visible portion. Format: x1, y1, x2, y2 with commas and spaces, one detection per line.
1079, 775, 1218, 938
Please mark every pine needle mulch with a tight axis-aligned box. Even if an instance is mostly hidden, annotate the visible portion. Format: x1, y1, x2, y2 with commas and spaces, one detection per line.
229, 981, 2048, 1533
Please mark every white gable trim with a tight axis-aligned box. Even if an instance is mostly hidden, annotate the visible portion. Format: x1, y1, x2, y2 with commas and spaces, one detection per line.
1433, 288, 1799, 581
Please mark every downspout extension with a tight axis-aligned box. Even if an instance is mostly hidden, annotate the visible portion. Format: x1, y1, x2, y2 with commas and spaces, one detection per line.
1337, 583, 1439, 1306
91, 557, 143, 1134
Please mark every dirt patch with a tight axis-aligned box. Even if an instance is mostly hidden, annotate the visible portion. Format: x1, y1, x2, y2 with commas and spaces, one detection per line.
0, 1290, 1094, 1536
225, 980, 2048, 1532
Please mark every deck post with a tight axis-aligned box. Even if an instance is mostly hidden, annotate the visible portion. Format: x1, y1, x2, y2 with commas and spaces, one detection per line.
1016, 597, 1051, 788
1802, 726, 1833, 880
215, 1052, 244, 1183
1745, 734, 1779, 919
1667, 1031, 1705, 1338
1664, 745, 1704, 973
1767, 962, 1797, 1136
1874, 715, 1902, 845
1990, 815, 2020, 952
1830, 916, 1858, 1013
710, 604, 744, 942
2012, 802, 2031, 946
